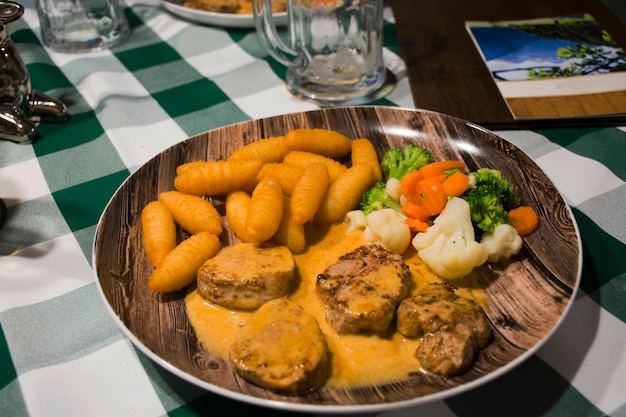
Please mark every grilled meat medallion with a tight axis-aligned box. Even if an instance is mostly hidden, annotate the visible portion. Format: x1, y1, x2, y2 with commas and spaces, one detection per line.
397, 282, 493, 377
197, 243, 295, 310
229, 298, 329, 394
316, 244, 411, 334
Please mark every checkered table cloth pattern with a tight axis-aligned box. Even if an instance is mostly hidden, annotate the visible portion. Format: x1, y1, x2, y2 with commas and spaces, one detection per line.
1, 0, 625, 416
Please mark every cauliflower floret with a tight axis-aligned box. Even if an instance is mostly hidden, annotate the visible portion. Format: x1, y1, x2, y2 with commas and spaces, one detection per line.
480, 223, 523, 263
412, 197, 488, 279
385, 177, 402, 201
467, 173, 477, 189
364, 208, 411, 254
344, 210, 368, 234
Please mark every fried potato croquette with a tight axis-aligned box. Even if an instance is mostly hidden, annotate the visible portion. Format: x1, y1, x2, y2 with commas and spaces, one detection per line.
141, 200, 177, 267
225, 190, 254, 243
158, 191, 222, 235
314, 164, 376, 225
256, 162, 304, 196
283, 151, 347, 183
175, 160, 208, 176
290, 163, 330, 225
273, 196, 306, 254
148, 231, 221, 293
284, 128, 352, 159
351, 138, 382, 183
174, 159, 262, 195
245, 177, 284, 243
228, 136, 289, 164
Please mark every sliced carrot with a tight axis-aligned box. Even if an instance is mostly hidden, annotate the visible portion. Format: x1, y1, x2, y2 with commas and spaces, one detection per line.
401, 161, 466, 227
402, 201, 429, 221
430, 174, 447, 184
508, 206, 539, 236
442, 171, 470, 197
418, 160, 466, 179
414, 179, 447, 217
406, 217, 429, 233
400, 169, 423, 199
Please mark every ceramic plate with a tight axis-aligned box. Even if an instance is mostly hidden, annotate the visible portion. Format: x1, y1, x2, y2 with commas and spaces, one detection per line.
161, 0, 287, 28
93, 106, 581, 413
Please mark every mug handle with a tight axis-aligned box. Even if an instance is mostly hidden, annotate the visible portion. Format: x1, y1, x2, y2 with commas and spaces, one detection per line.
252, 0, 298, 68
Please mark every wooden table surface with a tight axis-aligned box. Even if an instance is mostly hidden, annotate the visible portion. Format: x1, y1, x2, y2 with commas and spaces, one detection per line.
389, 0, 626, 128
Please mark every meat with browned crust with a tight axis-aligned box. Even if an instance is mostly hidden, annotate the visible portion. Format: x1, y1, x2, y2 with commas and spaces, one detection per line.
229, 298, 329, 394
316, 244, 411, 334
397, 282, 492, 377
416, 330, 476, 377
197, 243, 295, 310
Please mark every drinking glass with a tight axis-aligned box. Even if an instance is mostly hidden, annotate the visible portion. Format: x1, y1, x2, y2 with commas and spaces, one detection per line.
253, 0, 390, 105
35, 0, 130, 53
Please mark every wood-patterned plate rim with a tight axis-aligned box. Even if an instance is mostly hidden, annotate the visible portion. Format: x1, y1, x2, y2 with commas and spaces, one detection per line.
93, 106, 582, 414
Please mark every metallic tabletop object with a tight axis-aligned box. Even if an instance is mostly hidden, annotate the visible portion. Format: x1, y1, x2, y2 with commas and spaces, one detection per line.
0, 197, 6, 230
0, 0, 68, 144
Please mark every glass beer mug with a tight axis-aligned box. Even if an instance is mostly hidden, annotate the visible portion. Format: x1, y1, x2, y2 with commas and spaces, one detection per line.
253, 0, 389, 105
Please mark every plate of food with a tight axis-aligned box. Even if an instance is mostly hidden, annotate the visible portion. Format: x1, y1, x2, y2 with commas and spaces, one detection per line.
93, 106, 581, 413
161, 0, 287, 28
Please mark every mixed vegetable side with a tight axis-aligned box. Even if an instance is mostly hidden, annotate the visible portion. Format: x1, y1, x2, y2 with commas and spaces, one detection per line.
347, 144, 539, 279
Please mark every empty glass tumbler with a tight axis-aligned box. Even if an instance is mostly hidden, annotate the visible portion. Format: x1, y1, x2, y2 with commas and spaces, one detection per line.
36, 0, 130, 53
253, 0, 388, 105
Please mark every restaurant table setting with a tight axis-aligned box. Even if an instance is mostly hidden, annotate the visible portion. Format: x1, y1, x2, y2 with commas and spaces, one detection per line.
0, 0, 625, 416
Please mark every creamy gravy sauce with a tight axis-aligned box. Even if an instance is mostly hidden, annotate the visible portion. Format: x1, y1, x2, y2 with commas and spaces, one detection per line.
185, 223, 487, 388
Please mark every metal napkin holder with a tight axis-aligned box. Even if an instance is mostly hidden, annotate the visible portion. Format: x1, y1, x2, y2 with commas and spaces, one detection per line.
0, 0, 68, 144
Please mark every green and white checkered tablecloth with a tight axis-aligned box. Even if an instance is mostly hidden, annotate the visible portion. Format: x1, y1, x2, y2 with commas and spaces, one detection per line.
1, 0, 625, 416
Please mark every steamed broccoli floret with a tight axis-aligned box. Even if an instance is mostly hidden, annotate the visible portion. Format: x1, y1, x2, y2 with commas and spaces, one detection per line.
461, 168, 521, 236
360, 182, 403, 215
444, 168, 465, 177
381, 144, 435, 180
